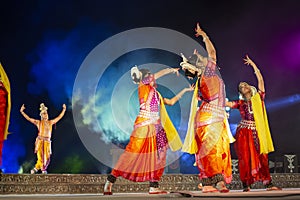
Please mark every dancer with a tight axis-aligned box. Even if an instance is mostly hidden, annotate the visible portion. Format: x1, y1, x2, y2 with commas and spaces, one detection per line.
20, 103, 66, 174
103, 66, 194, 195
0, 63, 11, 171
225, 55, 281, 192
181, 23, 234, 193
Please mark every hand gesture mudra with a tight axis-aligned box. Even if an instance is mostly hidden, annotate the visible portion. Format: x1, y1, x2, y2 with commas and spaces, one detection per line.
173, 68, 180, 76
186, 84, 195, 92
195, 23, 206, 38
243, 55, 255, 66
20, 104, 25, 112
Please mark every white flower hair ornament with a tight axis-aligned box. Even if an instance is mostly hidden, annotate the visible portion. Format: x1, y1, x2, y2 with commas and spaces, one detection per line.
180, 53, 202, 75
131, 65, 141, 84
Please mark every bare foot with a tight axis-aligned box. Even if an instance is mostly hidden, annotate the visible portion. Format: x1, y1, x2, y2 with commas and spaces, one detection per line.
266, 186, 282, 191
202, 186, 218, 193
198, 183, 203, 190
149, 187, 168, 194
215, 181, 230, 193
103, 181, 113, 195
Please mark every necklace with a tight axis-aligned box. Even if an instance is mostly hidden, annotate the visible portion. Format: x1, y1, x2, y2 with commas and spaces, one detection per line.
246, 100, 253, 114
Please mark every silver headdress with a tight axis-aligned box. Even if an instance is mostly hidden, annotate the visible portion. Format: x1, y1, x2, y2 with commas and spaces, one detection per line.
180, 53, 202, 75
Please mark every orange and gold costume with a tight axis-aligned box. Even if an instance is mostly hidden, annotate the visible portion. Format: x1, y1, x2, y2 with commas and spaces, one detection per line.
21, 103, 66, 173
111, 74, 181, 182
182, 60, 234, 185
32, 120, 55, 171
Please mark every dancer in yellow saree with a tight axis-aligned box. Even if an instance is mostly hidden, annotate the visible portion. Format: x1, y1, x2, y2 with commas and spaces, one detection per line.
181, 23, 234, 193
104, 66, 193, 195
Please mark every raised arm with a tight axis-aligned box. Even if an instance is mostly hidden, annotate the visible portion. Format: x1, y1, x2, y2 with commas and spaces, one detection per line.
163, 84, 194, 106
195, 23, 217, 62
243, 55, 265, 92
51, 104, 67, 124
154, 68, 179, 80
20, 104, 38, 124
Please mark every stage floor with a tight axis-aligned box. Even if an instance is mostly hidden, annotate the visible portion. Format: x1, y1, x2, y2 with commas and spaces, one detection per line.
1, 189, 300, 200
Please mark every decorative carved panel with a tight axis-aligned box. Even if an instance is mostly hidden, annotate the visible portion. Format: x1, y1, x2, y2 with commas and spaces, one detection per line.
1, 173, 299, 194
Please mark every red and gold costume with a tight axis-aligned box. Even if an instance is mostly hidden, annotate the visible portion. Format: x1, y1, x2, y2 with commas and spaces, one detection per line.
231, 90, 274, 186
183, 60, 234, 185
111, 74, 181, 182
0, 63, 11, 167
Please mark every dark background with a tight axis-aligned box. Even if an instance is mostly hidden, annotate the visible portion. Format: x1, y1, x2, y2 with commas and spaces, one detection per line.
0, 0, 299, 174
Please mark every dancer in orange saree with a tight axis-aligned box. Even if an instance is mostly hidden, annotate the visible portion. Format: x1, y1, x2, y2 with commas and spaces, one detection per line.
20, 103, 66, 174
181, 23, 234, 193
226, 55, 281, 192
0, 63, 11, 171
103, 66, 193, 195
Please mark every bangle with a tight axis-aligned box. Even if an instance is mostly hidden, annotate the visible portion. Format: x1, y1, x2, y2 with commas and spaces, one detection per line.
203, 36, 209, 42
254, 70, 260, 74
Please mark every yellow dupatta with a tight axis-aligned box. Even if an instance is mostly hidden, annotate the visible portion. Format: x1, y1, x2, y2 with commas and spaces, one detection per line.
182, 78, 199, 154
225, 116, 236, 143
251, 92, 274, 154
158, 92, 182, 151
0, 63, 11, 140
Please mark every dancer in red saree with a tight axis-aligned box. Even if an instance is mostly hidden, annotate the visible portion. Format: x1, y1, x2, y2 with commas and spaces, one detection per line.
0, 63, 11, 171
103, 66, 193, 195
226, 55, 281, 192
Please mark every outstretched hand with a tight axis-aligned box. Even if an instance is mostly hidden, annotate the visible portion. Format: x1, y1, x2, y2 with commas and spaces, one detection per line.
243, 55, 255, 66
62, 104, 66, 110
172, 68, 180, 76
195, 23, 206, 37
20, 104, 25, 112
180, 53, 188, 62
193, 49, 199, 55
185, 84, 195, 92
